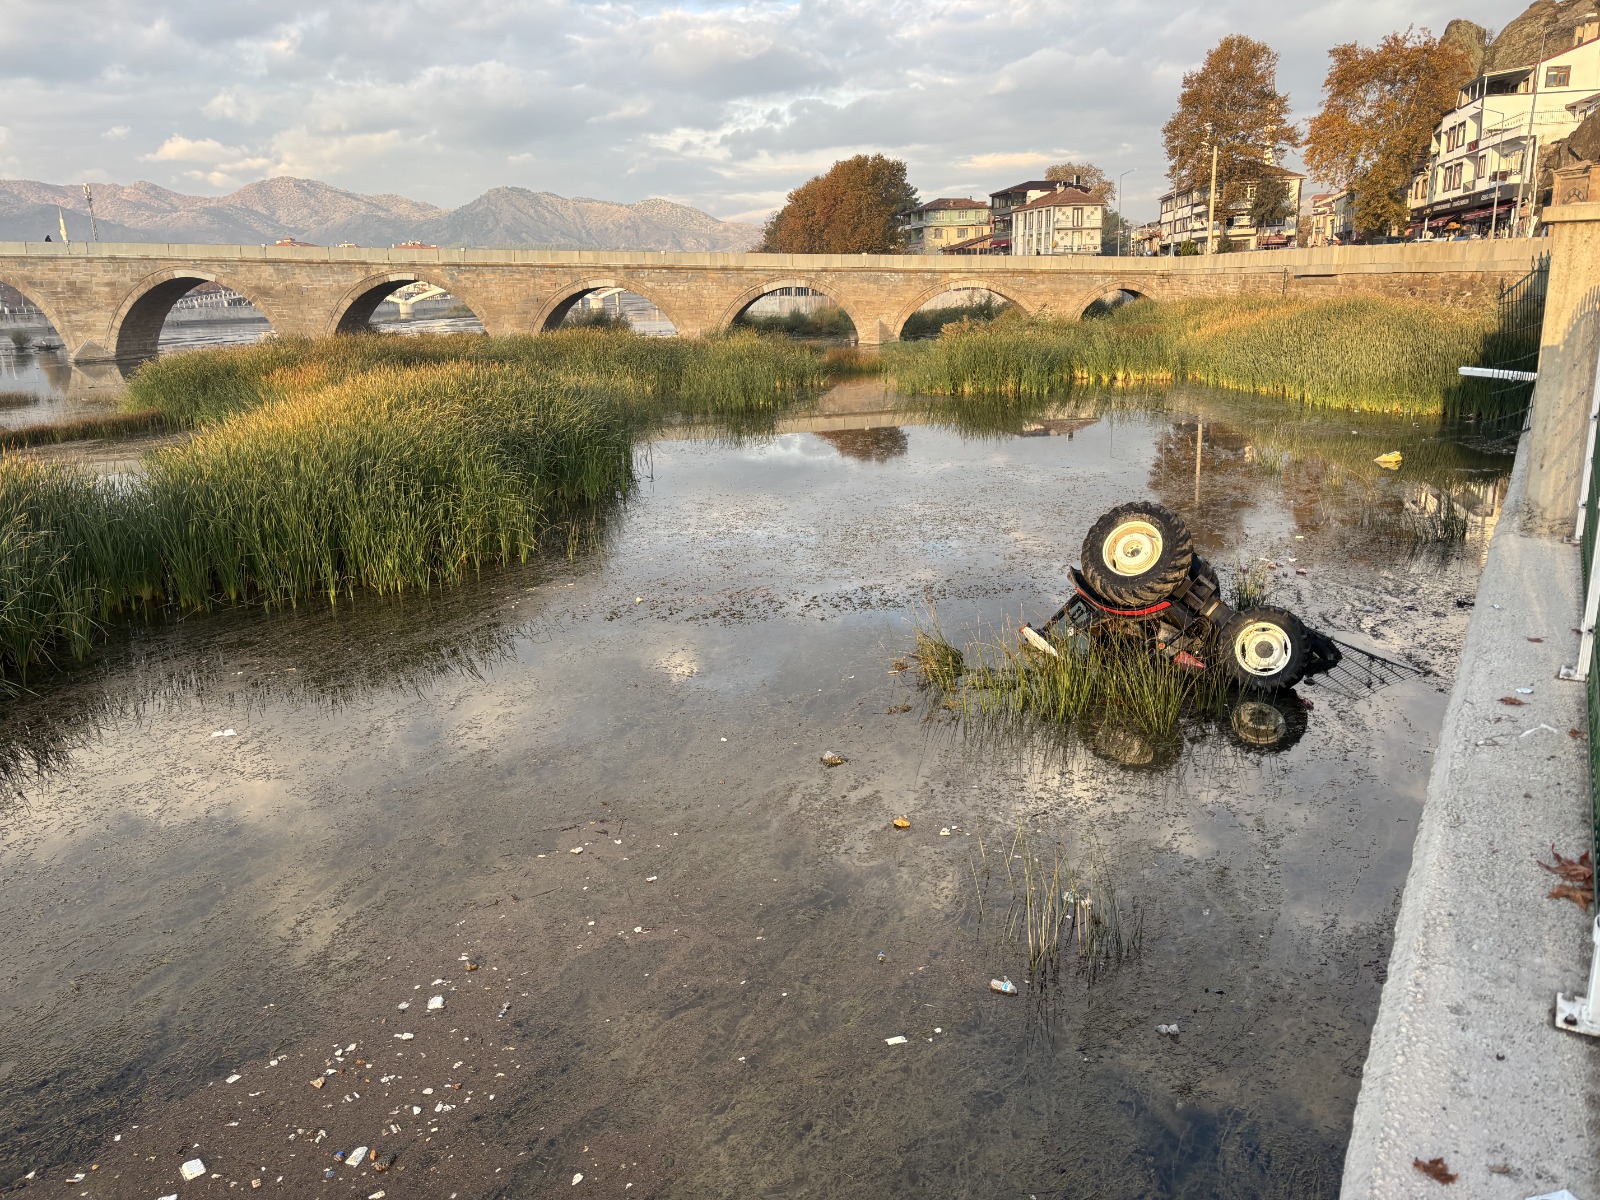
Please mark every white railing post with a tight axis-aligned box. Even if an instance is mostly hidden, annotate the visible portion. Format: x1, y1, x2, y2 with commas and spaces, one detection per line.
1556, 913, 1600, 1036
1570, 335, 1600, 545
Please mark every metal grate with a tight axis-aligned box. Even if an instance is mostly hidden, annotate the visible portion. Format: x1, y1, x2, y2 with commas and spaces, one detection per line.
1448, 254, 1549, 435
1302, 640, 1426, 699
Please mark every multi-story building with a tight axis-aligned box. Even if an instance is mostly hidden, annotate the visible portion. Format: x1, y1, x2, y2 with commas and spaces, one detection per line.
1307, 191, 1356, 245
987, 180, 1063, 253
1409, 16, 1600, 236
1008, 183, 1104, 255
1131, 222, 1162, 256
898, 198, 992, 255
1156, 168, 1304, 253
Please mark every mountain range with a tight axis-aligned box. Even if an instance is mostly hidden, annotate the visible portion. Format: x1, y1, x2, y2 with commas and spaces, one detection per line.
0, 176, 762, 252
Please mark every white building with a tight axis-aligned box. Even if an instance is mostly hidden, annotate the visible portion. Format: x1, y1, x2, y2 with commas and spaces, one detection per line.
1409, 16, 1600, 236
1008, 183, 1103, 255
1155, 168, 1303, 253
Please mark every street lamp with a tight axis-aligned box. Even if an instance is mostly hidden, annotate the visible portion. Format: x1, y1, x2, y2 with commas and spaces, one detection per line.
1116, 169, 1135, 256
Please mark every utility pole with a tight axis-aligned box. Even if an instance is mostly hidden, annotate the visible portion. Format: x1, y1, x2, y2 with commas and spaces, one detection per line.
82, 183, 99, 242
1117, 168, 1135, 256
1204, 124, 1220, 255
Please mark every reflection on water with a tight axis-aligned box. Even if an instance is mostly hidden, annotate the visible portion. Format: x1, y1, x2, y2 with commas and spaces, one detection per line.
0, 384, 1513, 1197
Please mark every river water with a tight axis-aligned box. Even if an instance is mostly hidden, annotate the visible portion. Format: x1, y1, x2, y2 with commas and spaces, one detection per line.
0, 340, 1513, 1196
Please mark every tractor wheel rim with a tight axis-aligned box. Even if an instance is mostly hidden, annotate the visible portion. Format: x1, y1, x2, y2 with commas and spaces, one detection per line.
1103, 519, 1162, 577
1234, 621, 1293, 675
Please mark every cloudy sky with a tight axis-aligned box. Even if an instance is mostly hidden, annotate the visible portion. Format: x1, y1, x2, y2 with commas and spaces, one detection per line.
0, 0, 1512, 223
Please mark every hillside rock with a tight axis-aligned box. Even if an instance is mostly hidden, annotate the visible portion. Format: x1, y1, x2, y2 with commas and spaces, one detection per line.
1486, 0, 1597, 70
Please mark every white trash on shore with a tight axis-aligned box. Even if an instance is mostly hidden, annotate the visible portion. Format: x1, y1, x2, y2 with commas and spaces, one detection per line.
180, 1159, 206, 1181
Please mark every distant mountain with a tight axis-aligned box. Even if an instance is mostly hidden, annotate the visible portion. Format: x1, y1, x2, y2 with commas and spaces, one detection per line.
0, 176, 761, 252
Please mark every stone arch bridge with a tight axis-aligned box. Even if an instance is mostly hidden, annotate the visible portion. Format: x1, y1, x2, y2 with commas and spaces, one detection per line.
0, 239, 1539, 362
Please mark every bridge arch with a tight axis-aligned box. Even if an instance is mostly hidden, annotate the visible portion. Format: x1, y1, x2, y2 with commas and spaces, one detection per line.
533, 278, 681, 334
715, 278, 864, 340
110, 268, 281, 362
328, 272, 493, 336
890, 280, 1033, 340
0, 276, 75, 356
1067, 282, 1158, 320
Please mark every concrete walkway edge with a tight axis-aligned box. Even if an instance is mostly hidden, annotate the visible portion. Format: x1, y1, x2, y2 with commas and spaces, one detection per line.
1341, 436, 1597, 1197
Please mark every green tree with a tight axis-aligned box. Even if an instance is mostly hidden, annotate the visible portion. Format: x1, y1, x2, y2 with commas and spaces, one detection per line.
1044, 161, 1116, 205
1162, 35, 1299, 222
1248, 172, 1294, 229
1304, 29, 1472, 237
760, 156, 919, 253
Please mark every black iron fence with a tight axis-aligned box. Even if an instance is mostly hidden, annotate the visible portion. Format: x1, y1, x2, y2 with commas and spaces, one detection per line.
1445, 253, 1549, 433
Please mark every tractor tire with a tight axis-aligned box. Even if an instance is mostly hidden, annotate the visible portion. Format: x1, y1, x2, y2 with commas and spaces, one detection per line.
1079, 502, 1195, 608
1223, 690, 1310, 753
1220, 606, 1310, 692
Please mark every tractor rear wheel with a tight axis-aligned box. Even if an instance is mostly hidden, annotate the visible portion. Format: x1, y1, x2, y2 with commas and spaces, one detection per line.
1220, 606, 1309, 692
1079, 502, 1195, 608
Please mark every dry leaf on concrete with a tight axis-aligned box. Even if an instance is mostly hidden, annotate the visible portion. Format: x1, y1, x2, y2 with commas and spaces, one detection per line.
1412, 1157, 1457, 1184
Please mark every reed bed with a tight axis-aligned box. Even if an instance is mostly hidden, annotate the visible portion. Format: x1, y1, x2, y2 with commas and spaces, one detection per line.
912, 620, 1228, 743
126, 327, 829, 428
0, 361, 635, 688
0, 409, 168, 449
885, 295, 1496, 415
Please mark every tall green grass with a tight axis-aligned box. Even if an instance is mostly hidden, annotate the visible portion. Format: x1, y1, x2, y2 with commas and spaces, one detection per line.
0, 360, 636, 688
126, 328, 829, 428
885, 296, 1497, 415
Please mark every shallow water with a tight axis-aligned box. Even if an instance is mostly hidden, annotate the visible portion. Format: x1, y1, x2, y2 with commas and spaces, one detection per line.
0, 384, 1510, 1196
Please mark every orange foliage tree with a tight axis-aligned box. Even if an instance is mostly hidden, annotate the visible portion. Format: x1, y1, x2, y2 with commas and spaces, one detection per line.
1304, 29, 1472, 236
1162, 35, 1299, 214
760, 155, 919, 254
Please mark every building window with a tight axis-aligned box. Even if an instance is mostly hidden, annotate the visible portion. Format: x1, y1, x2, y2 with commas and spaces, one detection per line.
1072, 207, 1084, 227
1547, 65, 1571, 87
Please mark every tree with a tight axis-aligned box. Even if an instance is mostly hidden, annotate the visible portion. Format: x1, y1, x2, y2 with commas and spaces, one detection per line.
1100, 209, 1134, 254
1162, 35, 1299, 222
760, 156, 918, 254
1249, 172, 1294, 229
1044, 162, 1115, 205
1304, 29, 1472, 237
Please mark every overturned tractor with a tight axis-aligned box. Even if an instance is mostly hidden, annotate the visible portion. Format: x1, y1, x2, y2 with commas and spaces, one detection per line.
1023, 501, 1340, 693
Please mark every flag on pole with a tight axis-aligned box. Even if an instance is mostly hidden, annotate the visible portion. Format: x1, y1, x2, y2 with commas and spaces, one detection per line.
56, 206, 70, 245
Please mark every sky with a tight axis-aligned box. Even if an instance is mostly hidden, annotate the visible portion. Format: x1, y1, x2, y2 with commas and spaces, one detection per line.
0, 0, 1516, 225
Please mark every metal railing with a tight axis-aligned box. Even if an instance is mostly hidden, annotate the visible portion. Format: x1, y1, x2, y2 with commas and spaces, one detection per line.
1447, 254, 1548, 432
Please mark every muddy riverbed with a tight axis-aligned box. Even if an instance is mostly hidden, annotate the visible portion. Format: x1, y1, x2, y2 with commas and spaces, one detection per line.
0, 380, 1511, 1197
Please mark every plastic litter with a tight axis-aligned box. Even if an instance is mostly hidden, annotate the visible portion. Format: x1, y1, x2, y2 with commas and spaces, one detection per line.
180, 1159, 206, 1181
572, 1173, 584, 1185
394, 1033, 414, 1041
821, 751, 847, 767
427, 995, 445, 1011
990, 977, 1018, 995
209, 729, 237, 738
939, 828, 951, 837
569, 846, 584, 855
226, 1073, 241, 1083
1374, 451, 1402, 469
1156, 1023, 1181, 1036
348, 1147, 368, 1168
892, 817, 910, 829
884, 1035, 908, 1045
309, 1077, 325, 1088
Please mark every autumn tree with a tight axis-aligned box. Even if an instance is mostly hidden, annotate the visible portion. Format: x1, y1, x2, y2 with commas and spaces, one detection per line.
760, 155, 919, 254
1044, 161, 1116, 205
1304, 29, 1472, 237
1249, 172, 1294, 228
1162, 35, 1299, 229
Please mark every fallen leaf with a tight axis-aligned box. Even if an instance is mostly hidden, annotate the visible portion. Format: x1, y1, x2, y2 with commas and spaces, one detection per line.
1527, 637, 1545, 643
1537, 844, 1594, 885
1487, 1162, 1510, 1175
1548, 882, 1591, 909
1412, 1156, 1457, 1184
1498, 696, 1527, 706
892, 817, 910, 829
1572, 727, 1587, 740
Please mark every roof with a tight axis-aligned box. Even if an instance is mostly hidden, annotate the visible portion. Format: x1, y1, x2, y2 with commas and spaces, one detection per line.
1012, 186, 1100, 211
941, 233, 1000, 252
991, 180, 1060, 197
908, 197, 989, 214
272, 238, 319, 247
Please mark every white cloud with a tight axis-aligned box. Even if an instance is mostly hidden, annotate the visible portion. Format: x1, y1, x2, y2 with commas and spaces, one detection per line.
0, 0, 1519, 219
145, 134, 237, 162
